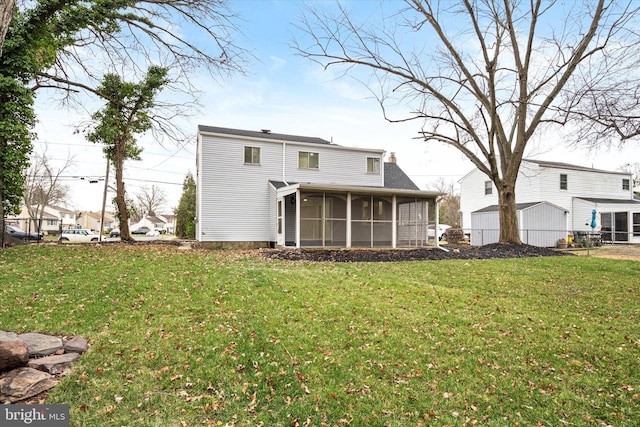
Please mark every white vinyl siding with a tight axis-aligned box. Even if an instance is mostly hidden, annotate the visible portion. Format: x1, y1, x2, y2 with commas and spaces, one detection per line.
197, 131, 386, 243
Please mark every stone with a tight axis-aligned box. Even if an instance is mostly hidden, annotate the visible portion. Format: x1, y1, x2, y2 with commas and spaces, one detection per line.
0, 340, 29, 372
0, 367, 58, 403
18, 333, 63, 357
0, 331, 19, 343
63, 336, 89, 354
28, 353, 80, 375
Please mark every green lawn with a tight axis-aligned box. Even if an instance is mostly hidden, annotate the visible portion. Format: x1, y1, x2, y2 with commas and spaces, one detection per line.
1, 245, 638, 426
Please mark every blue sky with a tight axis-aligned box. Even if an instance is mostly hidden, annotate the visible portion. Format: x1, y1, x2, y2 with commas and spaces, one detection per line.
33, 0, 640, 212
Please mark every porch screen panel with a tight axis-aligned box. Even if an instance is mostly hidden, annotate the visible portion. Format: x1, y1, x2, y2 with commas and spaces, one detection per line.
325, 194, 347, 247
372, 197, 392, 247
351, 195, 372, 247
600, 213, 612, 242
397, 198, 429, 247
300, 194, 323, 246
614, 212, 628, 242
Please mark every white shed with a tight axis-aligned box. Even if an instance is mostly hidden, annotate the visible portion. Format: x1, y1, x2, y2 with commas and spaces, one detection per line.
471, 202, 568, 247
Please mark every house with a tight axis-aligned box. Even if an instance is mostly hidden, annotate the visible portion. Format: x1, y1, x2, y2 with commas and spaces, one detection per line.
77, 211, 117, 233
130, 215, 169, 233
460, 159, 640, 245
196, 126, 443, 248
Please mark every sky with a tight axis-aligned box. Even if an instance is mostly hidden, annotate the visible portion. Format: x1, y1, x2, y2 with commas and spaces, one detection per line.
32, 0, 640, 213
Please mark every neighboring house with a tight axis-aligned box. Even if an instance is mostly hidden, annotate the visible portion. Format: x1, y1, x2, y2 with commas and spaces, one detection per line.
460, 159, 640, 245
159, 214, 176, 234
5, 206, 60, 235
77, 211, 116, 233
50, 205, 77, 231
196, 126, 443, 248
130, 215, 168, 232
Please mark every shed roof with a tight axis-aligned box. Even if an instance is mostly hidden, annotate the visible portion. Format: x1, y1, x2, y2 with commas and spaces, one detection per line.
473, 201, 568, 214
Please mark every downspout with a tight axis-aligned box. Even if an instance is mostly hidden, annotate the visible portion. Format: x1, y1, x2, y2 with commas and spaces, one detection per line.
282, 142, 288, 186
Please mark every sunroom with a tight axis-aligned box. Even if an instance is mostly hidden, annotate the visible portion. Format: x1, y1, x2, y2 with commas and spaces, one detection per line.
270, 182, 443, 248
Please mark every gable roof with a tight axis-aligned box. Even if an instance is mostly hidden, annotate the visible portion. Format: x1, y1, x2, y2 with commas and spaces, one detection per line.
198, 125, 334, 146
384, 162, 420, 190
473, 201, 568, 214
524, 159, 629, 175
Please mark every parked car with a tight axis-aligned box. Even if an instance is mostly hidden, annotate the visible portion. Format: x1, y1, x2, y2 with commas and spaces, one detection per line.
109, 229, 120, 238
131, 227, 150, 235
145, 229, 161, 237
58, 229, 100, 243
5, 225, 43, 241
427, 224, 451, 240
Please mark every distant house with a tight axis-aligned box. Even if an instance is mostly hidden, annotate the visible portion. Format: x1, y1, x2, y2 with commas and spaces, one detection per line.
77, 211, 116, 233
460, 159, 640, 245
130, 215, 169, 233
196, 125, 443, 248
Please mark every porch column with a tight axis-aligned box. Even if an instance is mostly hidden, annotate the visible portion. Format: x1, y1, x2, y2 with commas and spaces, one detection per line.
296, 189, 301, 248
435, 197, 440, 248
346, 192, 352, 248
392, 195, 397, 248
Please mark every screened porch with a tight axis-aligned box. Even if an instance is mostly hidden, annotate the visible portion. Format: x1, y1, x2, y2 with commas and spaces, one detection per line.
274, 183, 441, 249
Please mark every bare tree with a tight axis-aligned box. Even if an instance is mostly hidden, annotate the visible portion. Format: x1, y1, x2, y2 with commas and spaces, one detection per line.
23, 147, 73, 232
295, 0, 640, 243
429, 178, 460, 227
620, 162, 640, 189
136, 185, 167, 217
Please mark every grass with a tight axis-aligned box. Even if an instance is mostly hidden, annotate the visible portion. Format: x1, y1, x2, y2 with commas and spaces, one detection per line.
1, 245, 639, 426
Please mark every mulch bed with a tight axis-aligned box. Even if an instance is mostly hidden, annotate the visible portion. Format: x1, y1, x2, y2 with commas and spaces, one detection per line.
260, 243, 572, 262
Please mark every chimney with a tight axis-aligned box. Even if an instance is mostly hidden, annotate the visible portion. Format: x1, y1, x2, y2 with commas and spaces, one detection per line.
261, 129, 271, 134
389, 152, 397, 163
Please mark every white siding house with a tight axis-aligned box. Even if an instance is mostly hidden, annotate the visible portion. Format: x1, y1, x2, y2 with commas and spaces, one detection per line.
460, 159, 640, 246
197, 126, 443, 248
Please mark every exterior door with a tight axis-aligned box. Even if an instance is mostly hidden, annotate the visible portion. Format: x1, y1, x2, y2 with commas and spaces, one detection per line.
276, 199, 285, 246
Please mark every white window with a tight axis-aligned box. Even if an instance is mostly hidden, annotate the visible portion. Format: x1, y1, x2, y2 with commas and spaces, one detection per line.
244, 146, 260, 165
560, 174, 568, 190
484, 181, 492, 195
366, 157, 381, 174
299, 151, 319, 169
623, 179, 630, 190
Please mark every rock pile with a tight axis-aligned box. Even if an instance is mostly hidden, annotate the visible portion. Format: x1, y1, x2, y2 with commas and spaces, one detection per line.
0, 331, 88, 403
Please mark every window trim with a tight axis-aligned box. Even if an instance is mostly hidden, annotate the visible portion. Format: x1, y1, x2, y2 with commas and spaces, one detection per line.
298, 151, 319, 169
484, 180, 492, 195
243, 146, 261, 165
623, 178, 630, 191
366, 157, 381, 174
560, 174, 568, 190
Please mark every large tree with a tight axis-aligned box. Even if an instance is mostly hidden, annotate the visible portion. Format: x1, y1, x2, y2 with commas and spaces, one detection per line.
295, 0, 640, 243
136, 185, 167, 217
0, 0, 244, 226
87, 66, 169, 241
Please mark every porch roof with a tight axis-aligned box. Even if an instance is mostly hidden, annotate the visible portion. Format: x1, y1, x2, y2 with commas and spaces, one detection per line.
576, 197, 640, 205
271, 181, 443, 198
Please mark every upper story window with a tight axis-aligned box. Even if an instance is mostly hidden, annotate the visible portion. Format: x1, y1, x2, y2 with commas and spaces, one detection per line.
367, 157, 381, 174
560, 174, 568, 190
299, 151, 319, 169
623, 178, 630, 190
484, 181, 492, 195
244, 146, 261, 165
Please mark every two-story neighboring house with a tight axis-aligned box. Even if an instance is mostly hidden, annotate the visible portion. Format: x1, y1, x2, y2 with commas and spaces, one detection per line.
196, 126, 443, 249
460, 159, 640, 246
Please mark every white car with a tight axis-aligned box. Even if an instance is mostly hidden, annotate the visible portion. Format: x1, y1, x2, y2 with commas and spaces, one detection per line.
58, 229, 100, 243
145, 229, 161, 237
428, 224, 451, 240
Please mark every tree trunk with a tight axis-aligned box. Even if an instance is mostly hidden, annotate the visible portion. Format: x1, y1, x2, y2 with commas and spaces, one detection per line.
0, 0, 15, 58
113, 139, 132, 241
497, 181, 522, 244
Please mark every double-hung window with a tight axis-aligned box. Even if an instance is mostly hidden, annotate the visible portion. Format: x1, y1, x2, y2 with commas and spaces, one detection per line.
366, 157, 381, 174
484, 181, 492, 195
299, 151, 319, 169
244, 146, 260, 165
560, 174, 568, 190
623, 179, 630, 190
